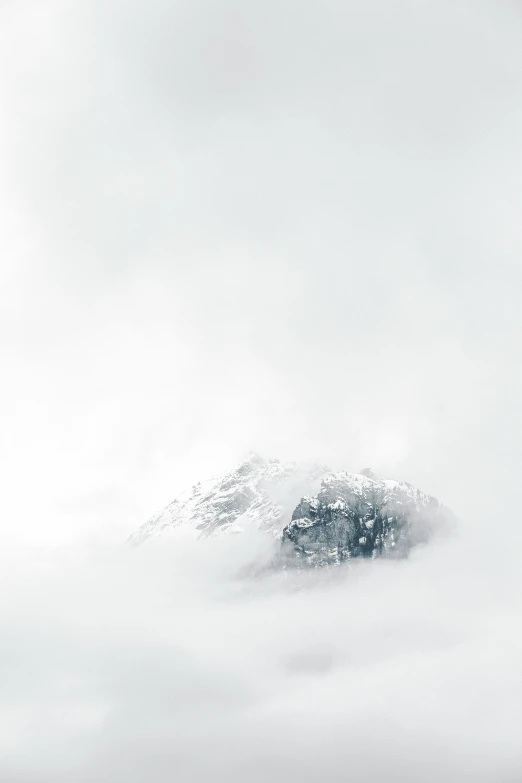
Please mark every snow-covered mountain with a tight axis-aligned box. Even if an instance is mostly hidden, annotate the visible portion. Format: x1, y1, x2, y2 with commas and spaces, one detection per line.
128, 453, 330, 545
129, 455, 451, 564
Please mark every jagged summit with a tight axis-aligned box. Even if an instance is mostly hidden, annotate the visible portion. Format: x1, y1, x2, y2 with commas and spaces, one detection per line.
128, 455, 330, 545
129, 457, 451, 565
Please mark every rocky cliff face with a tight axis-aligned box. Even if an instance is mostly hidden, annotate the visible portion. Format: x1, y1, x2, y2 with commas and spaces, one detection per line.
281, 471, 448, 566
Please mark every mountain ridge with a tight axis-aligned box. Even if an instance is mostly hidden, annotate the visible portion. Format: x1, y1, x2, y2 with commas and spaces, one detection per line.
129, 454, 451, 564
128, 453, 331, 545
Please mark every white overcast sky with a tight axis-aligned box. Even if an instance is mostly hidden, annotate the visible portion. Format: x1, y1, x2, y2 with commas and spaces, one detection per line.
1, 0, 522, 545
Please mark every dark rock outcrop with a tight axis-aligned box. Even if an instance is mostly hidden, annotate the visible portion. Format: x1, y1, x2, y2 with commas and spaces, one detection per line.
281, 471, 448, 567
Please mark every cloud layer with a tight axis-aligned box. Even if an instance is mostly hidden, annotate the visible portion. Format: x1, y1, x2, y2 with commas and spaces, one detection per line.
1, 528, 520, 782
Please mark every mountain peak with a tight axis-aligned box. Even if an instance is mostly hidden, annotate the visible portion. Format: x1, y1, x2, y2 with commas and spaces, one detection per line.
129, 457, 450, 565
128, 457, 330, 545
241, 450, 267, 465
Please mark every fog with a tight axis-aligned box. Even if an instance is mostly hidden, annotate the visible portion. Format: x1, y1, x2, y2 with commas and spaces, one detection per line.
1, 0, 522, 779
1, 528, 520, 782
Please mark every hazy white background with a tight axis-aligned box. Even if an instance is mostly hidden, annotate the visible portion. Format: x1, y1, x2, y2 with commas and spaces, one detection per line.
2, 0, 522, 546
0, 2, 521, 780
